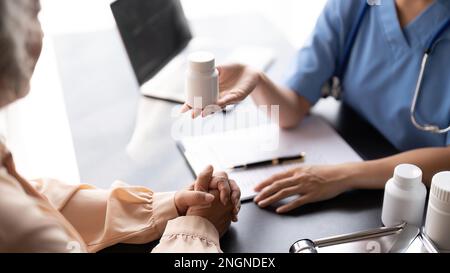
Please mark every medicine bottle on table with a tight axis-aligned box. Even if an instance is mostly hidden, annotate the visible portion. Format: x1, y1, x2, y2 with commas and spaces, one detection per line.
185, 51, 219, 109
381, 164, 427, 227
425, 171, 450, 251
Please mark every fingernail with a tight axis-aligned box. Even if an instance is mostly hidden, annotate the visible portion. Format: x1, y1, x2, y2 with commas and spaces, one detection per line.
205, 194, 215, 202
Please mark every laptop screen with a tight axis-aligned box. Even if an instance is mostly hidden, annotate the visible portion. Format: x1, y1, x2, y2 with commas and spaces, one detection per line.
110, 0, 192, 85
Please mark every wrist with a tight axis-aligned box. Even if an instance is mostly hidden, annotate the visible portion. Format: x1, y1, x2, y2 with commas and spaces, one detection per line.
153, 192, 180, 235
255, 69, 268, 89
251, 70, 267, 96
332, 161, 390, 191
323, 163, 366, 192
174, 191, 184, 216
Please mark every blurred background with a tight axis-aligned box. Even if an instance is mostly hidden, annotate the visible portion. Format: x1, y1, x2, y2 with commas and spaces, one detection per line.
0, 0, 327, 183
40, 0, 326, 47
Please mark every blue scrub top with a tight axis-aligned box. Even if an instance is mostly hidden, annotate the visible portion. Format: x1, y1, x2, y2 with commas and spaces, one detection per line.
285, 0, 450, 151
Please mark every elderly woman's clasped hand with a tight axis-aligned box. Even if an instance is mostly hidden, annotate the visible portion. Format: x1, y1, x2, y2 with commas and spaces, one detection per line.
175, 165, 241, 236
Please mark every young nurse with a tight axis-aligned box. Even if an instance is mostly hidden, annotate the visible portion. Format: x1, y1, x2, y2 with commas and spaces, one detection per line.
184, 0, 450, 213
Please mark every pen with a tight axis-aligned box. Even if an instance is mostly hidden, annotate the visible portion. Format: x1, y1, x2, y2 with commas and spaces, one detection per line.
228, 152, 306, 170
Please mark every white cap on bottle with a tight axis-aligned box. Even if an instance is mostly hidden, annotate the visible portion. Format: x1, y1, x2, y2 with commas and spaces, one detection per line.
429, 171, 450, 212
188, 51, 215, 73
393, 164, 422, 189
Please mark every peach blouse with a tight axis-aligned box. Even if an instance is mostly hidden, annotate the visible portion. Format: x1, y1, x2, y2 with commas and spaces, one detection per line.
0, 143, 221, 253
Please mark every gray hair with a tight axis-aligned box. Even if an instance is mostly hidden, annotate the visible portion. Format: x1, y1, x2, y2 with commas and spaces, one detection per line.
0, 0, 39, 106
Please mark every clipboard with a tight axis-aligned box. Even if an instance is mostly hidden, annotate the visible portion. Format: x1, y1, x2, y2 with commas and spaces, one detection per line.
176, 116, 363, 201
177, 140, 306, 201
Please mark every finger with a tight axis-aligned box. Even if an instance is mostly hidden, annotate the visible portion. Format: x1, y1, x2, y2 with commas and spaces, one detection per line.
213, 171, 228, 179
217, 63, 240, 75
257, 186, 299, 208
202, 104, 222, 117
229, 180, 241, 208
276, 196, 310, 214
254, 170, 294, 192
219, 181, 231, 206
192, 108, 202, 119
209, 171, 229, 188
211, 171, 230, 205
191, 203, 213, 210
195, 165, 214, 191
177, 191, 215, 210
216, 65, 224, 76
254, 177, 299, 203
233, 202, 241, 215
216, 93, 240, 108
180, 103, 191, 113
214, 176, 231, 206
216, 64, 232, 77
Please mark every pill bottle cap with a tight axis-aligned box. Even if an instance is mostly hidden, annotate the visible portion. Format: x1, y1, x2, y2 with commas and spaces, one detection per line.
393, 164, 422, 189
430, 172, 450, 212
188, 51, 215, 73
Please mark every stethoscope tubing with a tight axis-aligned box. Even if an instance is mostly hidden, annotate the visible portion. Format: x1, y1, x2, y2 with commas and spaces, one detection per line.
336, 3, 450, 134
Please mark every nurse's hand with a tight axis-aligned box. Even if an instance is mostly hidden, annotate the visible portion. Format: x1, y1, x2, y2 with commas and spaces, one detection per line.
181, 64, 261, 118
253, 165, 349, 214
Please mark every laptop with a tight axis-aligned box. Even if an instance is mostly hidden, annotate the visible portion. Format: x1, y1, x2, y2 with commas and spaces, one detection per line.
110, 0, 275, 103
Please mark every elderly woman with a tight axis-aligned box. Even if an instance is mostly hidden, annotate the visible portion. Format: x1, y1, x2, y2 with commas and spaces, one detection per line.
0, 0, 240, 253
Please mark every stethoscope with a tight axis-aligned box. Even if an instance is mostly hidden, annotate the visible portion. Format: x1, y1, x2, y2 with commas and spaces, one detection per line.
322, 3, 450, 134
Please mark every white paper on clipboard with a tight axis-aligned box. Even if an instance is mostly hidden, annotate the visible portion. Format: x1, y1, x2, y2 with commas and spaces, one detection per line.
177, 115, 362, 201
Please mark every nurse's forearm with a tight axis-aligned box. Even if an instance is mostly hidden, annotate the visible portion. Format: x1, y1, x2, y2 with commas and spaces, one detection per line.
250, 72, 311, 129
342, 146, 450, 190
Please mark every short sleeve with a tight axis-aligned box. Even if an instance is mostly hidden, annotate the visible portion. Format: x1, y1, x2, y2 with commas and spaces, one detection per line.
284, 0, 362, 105
446, 132, 450, 146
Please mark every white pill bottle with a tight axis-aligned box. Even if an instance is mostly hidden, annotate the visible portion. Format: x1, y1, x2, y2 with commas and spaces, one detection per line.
185, 51, 219, 109
424, 171, 450, 250
381, 164, 427, 227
